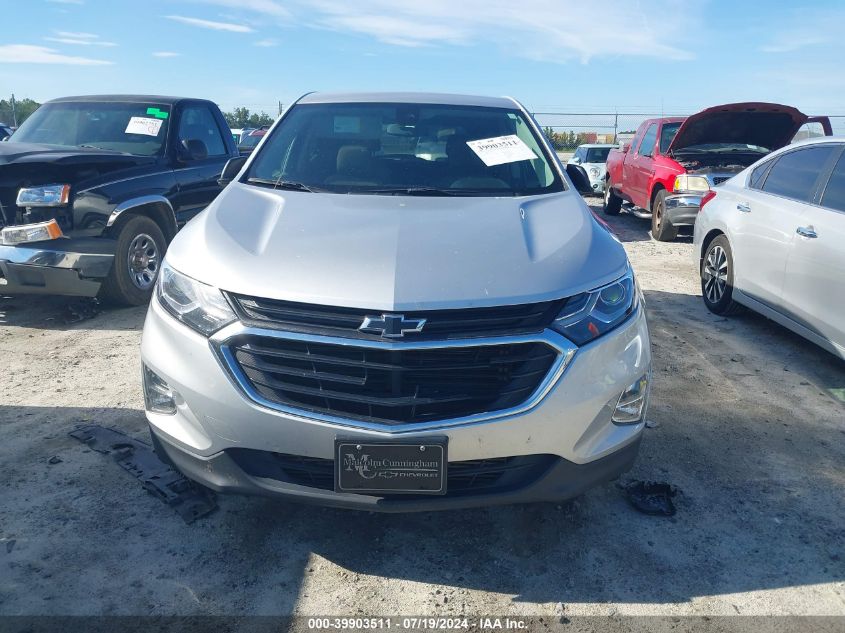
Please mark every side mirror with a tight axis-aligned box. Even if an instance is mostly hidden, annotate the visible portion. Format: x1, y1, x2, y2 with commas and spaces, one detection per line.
566, 163, 594, 196
218, 155, 248, 186
621, 142, 631, 153
179, 138, 208, 162
1, 136, 9, 142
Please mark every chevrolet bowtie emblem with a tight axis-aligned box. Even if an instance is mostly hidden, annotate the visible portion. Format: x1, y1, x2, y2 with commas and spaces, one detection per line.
359, 313, 427, 338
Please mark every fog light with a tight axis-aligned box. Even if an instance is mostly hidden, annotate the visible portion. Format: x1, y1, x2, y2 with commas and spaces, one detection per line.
1, 219, 64, 245
612, 373, 650, 425
143, 365, 177, 414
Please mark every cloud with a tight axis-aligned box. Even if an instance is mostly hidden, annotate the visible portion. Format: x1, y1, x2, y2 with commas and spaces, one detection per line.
0, 44, 113, 65
192, 0, 291, 18
164, 15, 254, 32
292, 0, 695, 62
761, 37, 827, 54
253, 39, 279, 47
45, 31, 117, 47
152, 51, 181, 57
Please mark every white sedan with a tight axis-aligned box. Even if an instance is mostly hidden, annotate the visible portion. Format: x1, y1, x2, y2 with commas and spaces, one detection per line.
694, 136, 845, 359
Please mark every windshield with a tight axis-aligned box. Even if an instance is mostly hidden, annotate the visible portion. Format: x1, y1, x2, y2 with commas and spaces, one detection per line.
659, 123, 681, 154
246, 102, 563, 196
584, 147, 611, 163
239, 133, 264, 150
10, 101, 170, 156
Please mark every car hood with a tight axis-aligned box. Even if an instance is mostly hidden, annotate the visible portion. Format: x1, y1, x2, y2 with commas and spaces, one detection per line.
167, 182, 628, 311
668, 102, 811, 153
0, 141, 153, 167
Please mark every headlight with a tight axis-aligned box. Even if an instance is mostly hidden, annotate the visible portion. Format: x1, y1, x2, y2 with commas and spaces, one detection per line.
156, 262, 236, 335
589, 167, 600, 178
673, 175, 709, 193
16, 184, 71, 207
0, 219, 63, 245
551, 268, 639, 345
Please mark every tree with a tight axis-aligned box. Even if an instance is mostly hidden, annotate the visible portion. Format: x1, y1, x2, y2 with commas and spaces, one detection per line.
223, 107, 274, 129
0, 97, 41, 126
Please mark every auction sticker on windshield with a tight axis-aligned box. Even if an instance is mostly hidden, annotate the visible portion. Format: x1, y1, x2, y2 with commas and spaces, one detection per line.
125, 116, 163, 136
467, 134, 537, 166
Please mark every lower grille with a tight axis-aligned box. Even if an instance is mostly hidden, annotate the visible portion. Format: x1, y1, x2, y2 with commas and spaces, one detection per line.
229, 449, 556, 496
226, 335, 558, 425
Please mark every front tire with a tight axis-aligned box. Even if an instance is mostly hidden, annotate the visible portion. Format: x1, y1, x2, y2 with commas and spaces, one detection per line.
603, 179, 622, 215
650, 189, 677, 241
99, 215, 167, 306
701, 235, 743, 315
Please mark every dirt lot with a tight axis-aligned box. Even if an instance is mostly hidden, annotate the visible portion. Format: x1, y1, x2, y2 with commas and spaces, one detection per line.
1, 199, 844, 618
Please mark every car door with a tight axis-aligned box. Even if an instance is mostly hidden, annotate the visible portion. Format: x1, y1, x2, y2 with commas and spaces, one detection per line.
781, 144, 845, 353
731, 144, 840, 309
171, 102, 233, 226
627, 123, 657, 209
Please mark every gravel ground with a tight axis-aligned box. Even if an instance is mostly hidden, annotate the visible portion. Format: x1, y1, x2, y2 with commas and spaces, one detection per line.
1, 198, 844, 618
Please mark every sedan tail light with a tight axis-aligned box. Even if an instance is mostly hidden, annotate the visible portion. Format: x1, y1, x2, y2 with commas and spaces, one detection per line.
699, 190, 717, 211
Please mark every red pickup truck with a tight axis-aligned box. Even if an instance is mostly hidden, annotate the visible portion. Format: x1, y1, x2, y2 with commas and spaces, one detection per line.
603, 103, 832, 240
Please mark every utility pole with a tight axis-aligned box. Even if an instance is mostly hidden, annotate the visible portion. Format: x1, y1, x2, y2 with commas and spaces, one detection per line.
10, 93, 17, 127
613, 110, 618, 143
278, 101, 283, 116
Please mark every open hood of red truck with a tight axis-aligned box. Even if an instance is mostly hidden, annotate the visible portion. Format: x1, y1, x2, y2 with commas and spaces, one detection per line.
667, 102, 826, 154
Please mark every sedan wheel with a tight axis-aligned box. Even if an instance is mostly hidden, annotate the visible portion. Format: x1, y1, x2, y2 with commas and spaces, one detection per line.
700, 235, 743, 315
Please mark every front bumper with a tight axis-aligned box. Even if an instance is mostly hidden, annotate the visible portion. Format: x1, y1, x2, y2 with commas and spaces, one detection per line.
0, 238, 115, 296
140, 297, 652, 511
664, 194, 702, 227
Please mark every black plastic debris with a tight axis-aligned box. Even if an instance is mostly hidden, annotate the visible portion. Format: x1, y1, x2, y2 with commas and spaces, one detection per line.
63, 297, 100, 324
621, 480, 677, 516
69, 424, 217, 524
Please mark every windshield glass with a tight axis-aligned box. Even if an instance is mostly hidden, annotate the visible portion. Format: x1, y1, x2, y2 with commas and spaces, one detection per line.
10, 101, 170, 156
239, 133, 264, 150
659, 123, 681, 153
246, 102, 563, 196
584, 147, 611, 163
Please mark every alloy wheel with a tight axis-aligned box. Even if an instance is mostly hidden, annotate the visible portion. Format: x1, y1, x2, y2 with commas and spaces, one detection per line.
703, 245, 728, 303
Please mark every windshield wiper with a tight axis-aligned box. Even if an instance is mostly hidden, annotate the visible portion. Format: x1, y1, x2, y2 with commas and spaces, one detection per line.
365, 186, 516, 197
247, 177, 317, 192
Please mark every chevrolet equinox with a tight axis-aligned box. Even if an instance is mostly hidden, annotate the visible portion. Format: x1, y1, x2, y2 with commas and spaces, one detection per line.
140, 92, 652, 511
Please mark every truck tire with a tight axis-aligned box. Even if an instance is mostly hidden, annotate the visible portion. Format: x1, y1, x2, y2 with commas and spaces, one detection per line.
603, 179, 622, 215
650, 189, 678, 241
701, 235, 743, 315
99, 215, 167, 306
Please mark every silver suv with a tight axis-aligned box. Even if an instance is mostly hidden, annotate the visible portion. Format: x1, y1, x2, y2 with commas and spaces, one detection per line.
140, 92, 652, 511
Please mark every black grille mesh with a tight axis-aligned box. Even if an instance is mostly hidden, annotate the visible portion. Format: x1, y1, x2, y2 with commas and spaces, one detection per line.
228, 449, 557, 496
227, 294, 566, 340
229, 336, 558, 425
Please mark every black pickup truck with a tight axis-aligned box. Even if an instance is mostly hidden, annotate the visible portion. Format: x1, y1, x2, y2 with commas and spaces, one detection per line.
0, 95, 239, 305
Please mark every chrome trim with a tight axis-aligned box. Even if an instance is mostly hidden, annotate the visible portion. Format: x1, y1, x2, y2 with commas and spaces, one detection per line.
0, 243, 113, 272
107, 194, 175, 227
208, 322, 578, 434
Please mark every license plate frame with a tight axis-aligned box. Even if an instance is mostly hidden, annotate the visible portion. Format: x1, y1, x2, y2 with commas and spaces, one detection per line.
334, 438, 447, 495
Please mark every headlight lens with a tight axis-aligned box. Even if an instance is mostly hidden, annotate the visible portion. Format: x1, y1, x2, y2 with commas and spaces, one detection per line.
551, 268, 639, 345
589, 167, 600, 177
156, 262, 236, 336
673, 174, 710, 193
16, 184, 71, 207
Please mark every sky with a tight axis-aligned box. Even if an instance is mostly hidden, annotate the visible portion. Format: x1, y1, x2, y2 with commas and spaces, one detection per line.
2, 0, 845, 122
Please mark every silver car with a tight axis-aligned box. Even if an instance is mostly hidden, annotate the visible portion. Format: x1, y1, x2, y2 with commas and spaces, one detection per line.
140, 92, 652, 511
694, 136, 845, 359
